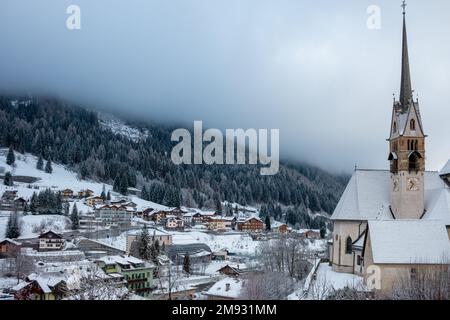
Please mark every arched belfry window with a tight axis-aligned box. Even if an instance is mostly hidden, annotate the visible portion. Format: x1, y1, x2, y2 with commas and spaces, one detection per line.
408, 151, 422, 172
345, 237, 353, 254
393, 122, 397, 133
410, 119, 416, 131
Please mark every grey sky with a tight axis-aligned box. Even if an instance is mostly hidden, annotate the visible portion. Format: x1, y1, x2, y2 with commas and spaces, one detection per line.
0, 0, 449, 172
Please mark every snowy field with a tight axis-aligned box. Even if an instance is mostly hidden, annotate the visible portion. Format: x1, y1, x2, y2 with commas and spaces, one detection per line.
0, 149, 170, 239
0, 212, 70, 239
170, 231, 260, 256
0, 149, 168, 212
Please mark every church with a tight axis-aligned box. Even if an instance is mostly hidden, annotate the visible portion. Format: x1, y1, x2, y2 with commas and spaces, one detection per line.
329, 3, 450, 294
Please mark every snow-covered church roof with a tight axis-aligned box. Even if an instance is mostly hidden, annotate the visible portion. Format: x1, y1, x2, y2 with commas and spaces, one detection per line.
331, 169, 450, 224
440, 159, 450, 176
368, 220, 450, 264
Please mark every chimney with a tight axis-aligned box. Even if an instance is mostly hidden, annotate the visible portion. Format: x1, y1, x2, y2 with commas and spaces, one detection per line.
225, 283, 230, 292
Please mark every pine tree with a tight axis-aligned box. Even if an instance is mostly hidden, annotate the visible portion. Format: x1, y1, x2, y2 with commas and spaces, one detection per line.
265, 215, 271, 231
36, 155, 44, 170
3, 172, 13, 186
45, 159, 53, 174
183, 253, 190, 275
141, 185, 149, 200
138, 224, 151, 260
71, 203, 79, 230
63, 201, 70, 216
101, 185, 106, 201
6, 146, 15, 166
6, 212, 21, 239
320, 224, 327, 239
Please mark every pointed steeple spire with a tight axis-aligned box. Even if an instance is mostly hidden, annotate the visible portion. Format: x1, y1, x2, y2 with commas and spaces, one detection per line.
400, 0, 413, 109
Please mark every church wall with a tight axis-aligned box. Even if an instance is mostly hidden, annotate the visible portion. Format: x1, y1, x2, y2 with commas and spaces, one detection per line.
331, 220, 366, 273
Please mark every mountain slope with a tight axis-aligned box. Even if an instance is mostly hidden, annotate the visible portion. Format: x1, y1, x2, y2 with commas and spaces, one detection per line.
0, 96, 348, 229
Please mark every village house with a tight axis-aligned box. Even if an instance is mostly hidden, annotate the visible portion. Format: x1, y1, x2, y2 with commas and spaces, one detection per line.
61, 188, 74, 199
165, 215, 184, 230
38, 231, 65, 251
78, 189, 94, 198
202, 277, 244, 300
95, 204, 134, 226
85, 195, 104, 207
182, 212, 195, 226
0, 190, 27, 211
191, 211, 218, 225
271, 221, 288, 234
237, 217, 264, 233
126, 228, 172, 255
0, 238, 22, 258
212, 250, 228, 261
207, 216, 236, 231
217, 264, 246, 277
148, 210, 168, 223
95, 255, 155, 297
11, 274, 68, 300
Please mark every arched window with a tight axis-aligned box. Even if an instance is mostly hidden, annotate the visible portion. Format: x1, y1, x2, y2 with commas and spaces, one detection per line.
410, 119, 416, 131
393, 122, 397, 133
407, 139, 411, 150
345, 237, 353, 254
409, 151, 422, 172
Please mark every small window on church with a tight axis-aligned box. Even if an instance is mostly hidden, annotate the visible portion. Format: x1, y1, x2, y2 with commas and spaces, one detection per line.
393, 122, 397, 132
410, 119, 416, 130
357, 255, 361, 266
345, 237, 352, 254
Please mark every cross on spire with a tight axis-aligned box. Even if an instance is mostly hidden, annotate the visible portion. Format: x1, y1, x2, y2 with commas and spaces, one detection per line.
401, 0, 407, 15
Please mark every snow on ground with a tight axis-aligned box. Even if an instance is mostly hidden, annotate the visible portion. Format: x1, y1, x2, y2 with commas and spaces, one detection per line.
95, 233, 127, 251
0, 212, 71, 239
170, 231, 260, 256
99, 114, 149, 143
0, 149, 170, 239
305, 263, 364, 299
0, 277, 18, 290
0, 149, 167, 212
19, 215, 71, 239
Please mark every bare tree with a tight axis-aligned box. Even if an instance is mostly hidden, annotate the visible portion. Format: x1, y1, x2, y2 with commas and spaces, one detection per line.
240, 272, 295, 300
68, 267, 129, 300
390, 263, 450, 300
257, 235, 311, 280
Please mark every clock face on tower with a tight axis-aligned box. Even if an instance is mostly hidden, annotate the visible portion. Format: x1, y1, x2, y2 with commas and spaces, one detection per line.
407, 177, 420, 191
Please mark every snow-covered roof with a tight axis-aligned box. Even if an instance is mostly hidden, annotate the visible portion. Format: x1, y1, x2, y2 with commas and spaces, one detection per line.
368, 220, 450, 264
127, 228, 169, 237
203, 277, 243, 299
271, 221, 287, 228
0, 238, 21, 246
96, 255, 154, 268
332, 170, 448, 221
440, 159, 450, 176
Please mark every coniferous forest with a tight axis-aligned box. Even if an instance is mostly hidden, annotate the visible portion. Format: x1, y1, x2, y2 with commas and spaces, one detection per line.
0, 96, 348, 229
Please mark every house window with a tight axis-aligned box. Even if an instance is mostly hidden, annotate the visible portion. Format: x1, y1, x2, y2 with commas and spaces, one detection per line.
345, 237, 352, 254
410, 119, 416, 131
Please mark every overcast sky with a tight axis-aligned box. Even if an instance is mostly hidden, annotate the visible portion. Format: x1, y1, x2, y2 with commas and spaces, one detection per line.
1, 0, 450, 172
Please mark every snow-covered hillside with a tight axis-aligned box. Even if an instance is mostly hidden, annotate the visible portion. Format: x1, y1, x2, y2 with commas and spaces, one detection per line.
0, 149, 168, 239
98, 113, 149, 143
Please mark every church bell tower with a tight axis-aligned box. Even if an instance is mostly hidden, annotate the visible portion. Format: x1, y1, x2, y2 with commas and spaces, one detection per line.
389, 1, 426, 220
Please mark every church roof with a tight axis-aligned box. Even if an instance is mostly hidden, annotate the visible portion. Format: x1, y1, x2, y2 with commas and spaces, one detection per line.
368, 220, 450, 264
331, 169, 449, 222
440, 159, 450, 176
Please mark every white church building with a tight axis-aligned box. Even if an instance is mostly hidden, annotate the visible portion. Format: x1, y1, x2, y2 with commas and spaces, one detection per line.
329, 4, 450, 294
